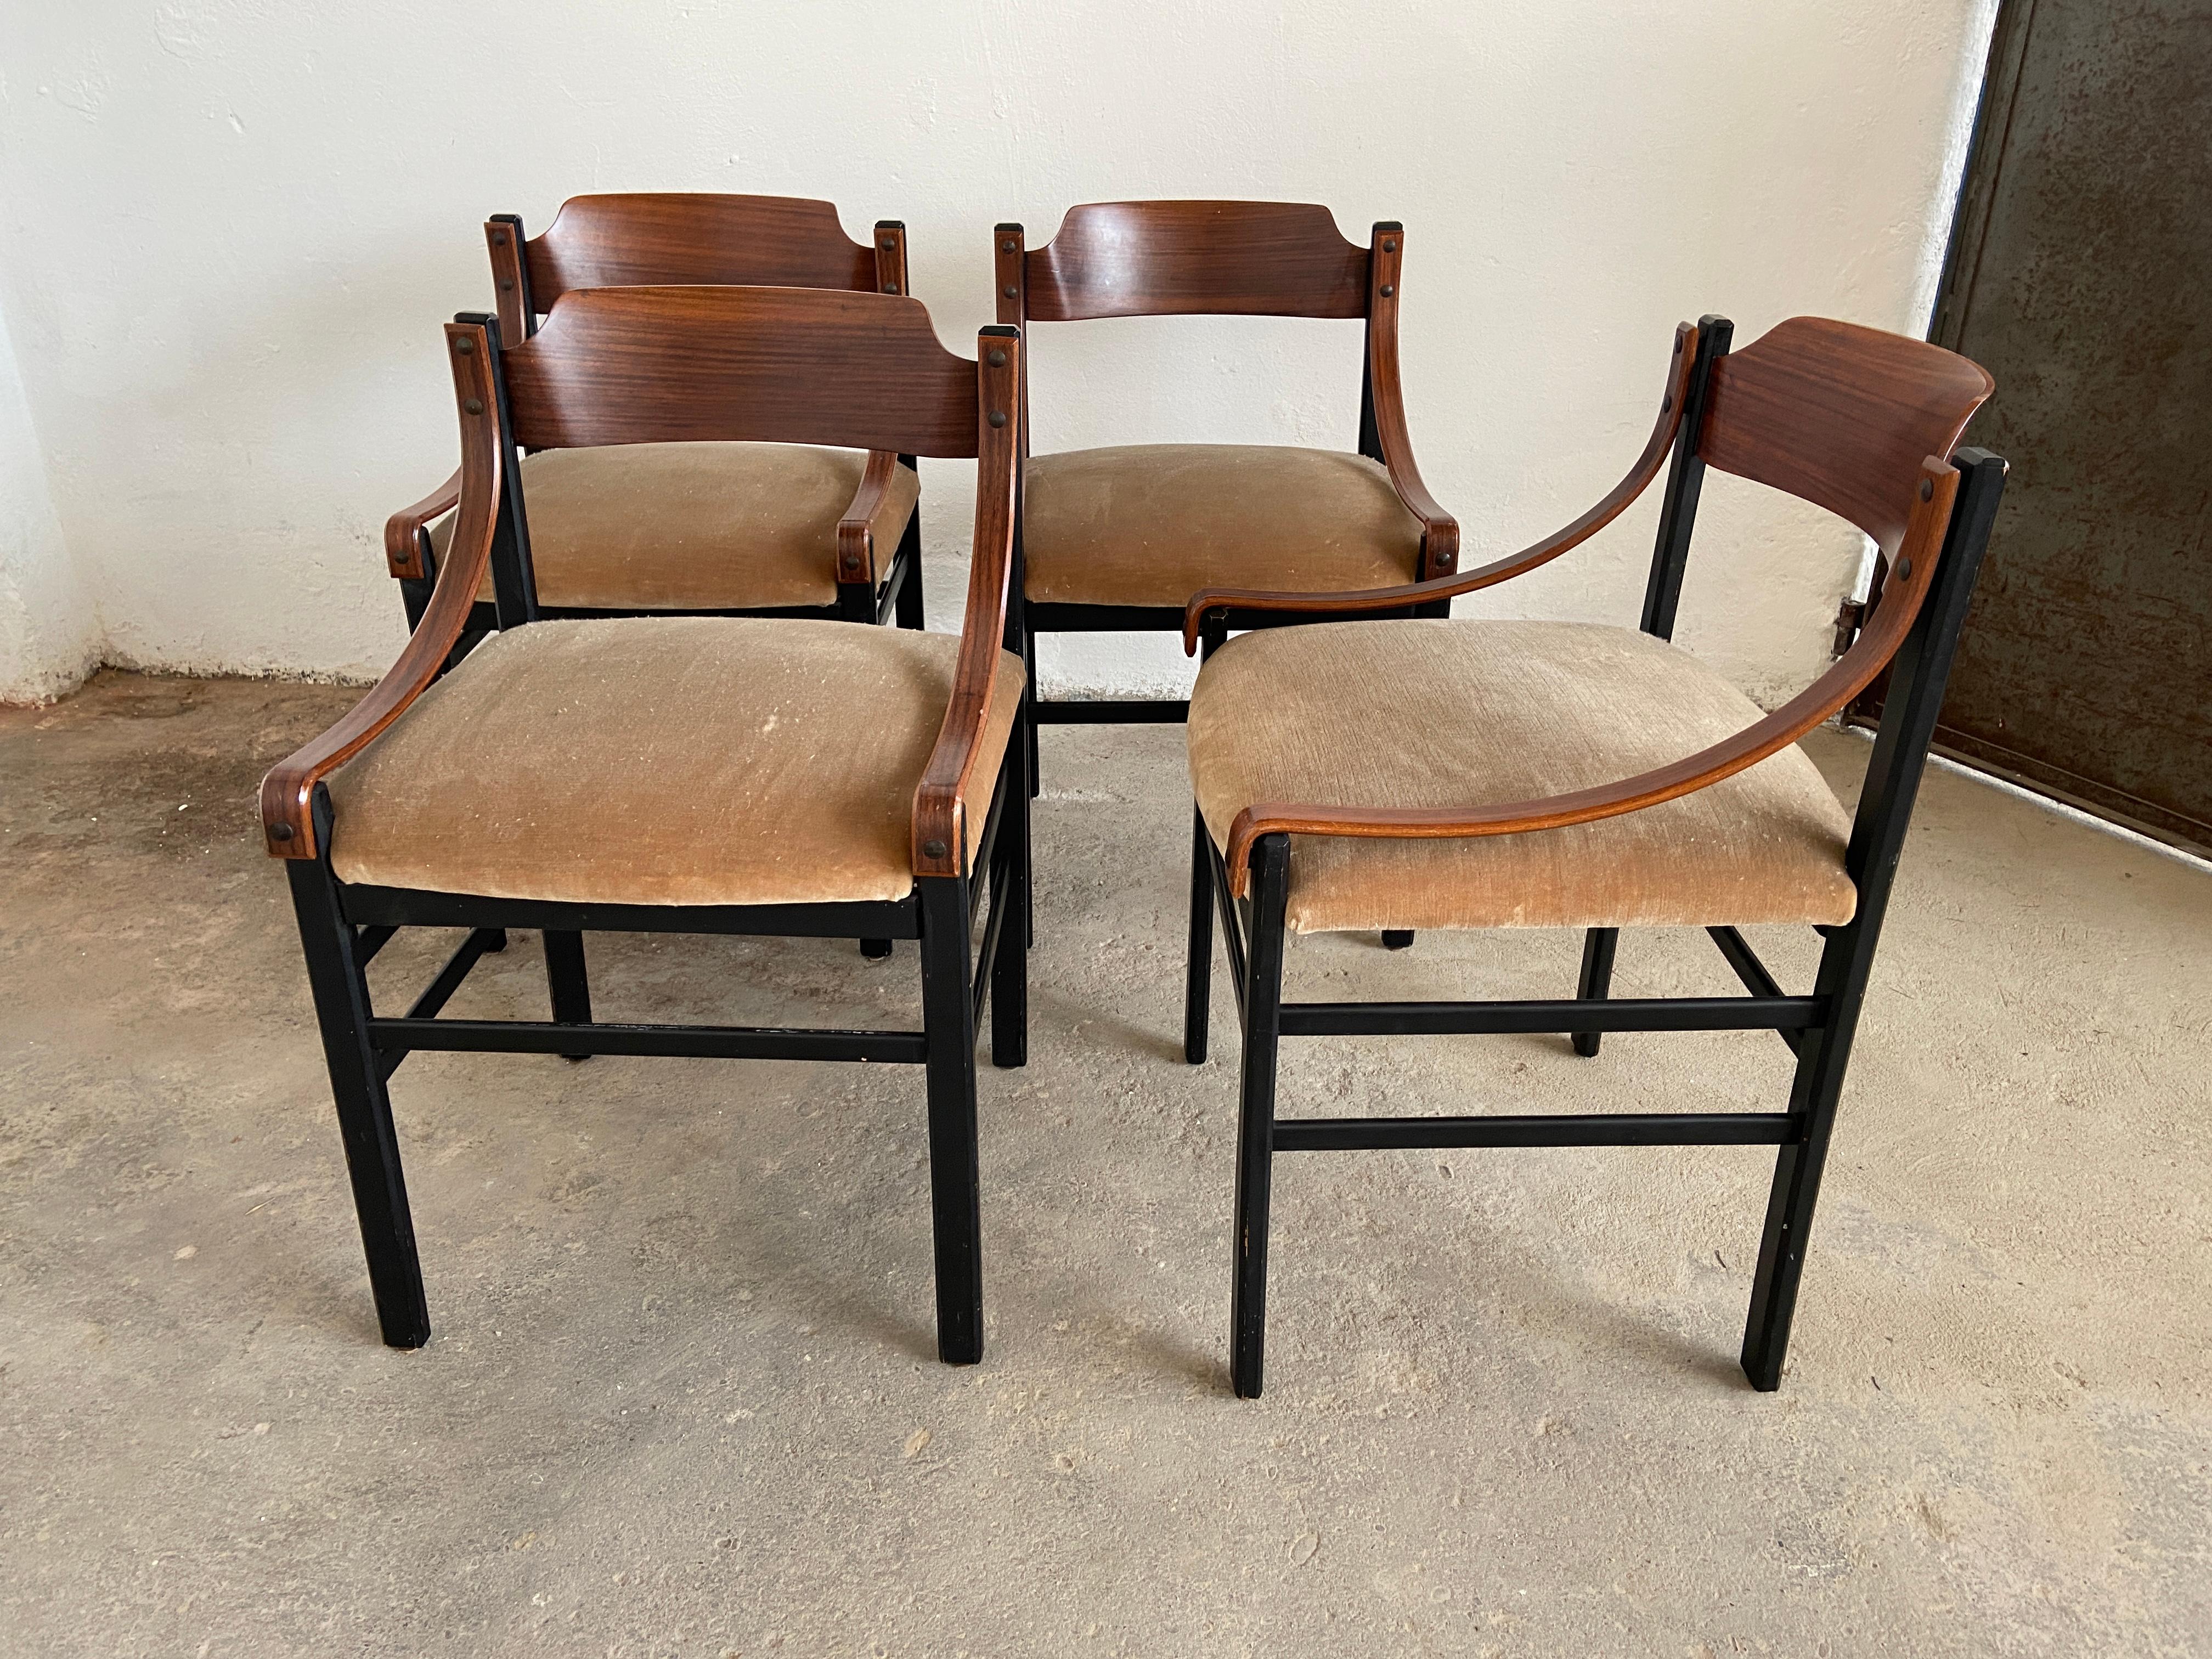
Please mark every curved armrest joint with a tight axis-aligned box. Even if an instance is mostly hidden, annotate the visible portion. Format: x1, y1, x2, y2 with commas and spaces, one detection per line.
264, 325, 504, 858
1184, 322, 1701, 653
383, 467, 462, 580
912, 328, 1023, 878
836, 449, 907, 586
1216, 453, 1963, 894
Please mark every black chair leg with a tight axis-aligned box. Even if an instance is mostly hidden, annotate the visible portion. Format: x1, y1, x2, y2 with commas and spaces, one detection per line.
991, 741, 1029, 1069
1380, 929, 1414, 951
1022, 623, 1041, 801
1741, 941, 1863, 1389
1572, 927, 1619, 1057
1230, 834, 1291, 1399
918, 873, 985, 1364
285, 859, 431, 1349
861, 938, 894, 959
1184, 805, 1214, 1064
894, 511, 926, 629
543, 930, 591, 1061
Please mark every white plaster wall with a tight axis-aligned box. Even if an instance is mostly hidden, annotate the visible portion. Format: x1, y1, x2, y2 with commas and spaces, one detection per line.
0, 296, 99, 703
0, 0, 1996, 704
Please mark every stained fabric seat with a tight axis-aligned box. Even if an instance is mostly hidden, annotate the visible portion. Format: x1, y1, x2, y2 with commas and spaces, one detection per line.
1021, 444, 1424, 609
1187, 618, 1857, 934
328, 616, 1023, 907
422, 442, 919, 612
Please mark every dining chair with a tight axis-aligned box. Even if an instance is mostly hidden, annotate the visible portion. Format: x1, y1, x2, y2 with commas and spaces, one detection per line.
385, 194, 926, 640
1179, 314, 2004, 1397
994, 201, 1457, 858
264, 285, 1029, 1365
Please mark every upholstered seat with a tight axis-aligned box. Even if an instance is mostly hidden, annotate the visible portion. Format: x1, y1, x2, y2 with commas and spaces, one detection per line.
424, 442, 919, 611
1187, 618, 1857, 934
1021, 444, 1424, 609
327, 617, 1023, 906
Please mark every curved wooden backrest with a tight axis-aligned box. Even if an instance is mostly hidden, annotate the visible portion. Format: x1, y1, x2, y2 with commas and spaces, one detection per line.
521, 194, 876, 308
1697, 316, 1994, 554
499, 286, 980, 458
1023, 200, 1370, 320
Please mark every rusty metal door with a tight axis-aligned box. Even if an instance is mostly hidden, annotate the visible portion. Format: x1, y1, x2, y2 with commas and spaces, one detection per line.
1899, 0, 2211, 851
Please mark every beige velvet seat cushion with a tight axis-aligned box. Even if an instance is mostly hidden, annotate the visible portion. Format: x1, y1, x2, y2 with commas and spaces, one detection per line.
1188, 619, 1858, 934
426, 442, 918, 611
1022, 444, 1424, 608
327, 617, 1024, 907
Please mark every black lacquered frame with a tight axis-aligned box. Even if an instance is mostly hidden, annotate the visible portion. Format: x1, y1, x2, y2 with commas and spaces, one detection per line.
287, 733, 1027, 1365
1185, 444, 2008, 1398
286, 301, 1030, 1369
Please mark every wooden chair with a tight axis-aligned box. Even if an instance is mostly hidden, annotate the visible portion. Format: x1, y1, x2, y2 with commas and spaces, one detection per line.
385, 194, 927, 639
263, 286, 1029, 1364
993, 201, 1458, 775
1179, 314, 2004, 1397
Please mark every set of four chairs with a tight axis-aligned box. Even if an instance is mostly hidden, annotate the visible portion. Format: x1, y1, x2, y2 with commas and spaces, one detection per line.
260, 194, 2004, 1397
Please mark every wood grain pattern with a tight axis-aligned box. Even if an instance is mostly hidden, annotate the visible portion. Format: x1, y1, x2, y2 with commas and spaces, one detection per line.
911, 328, 1022, 877
500, 286, 980, 458
1022, 201, 1369, 321
1218, 456, 1966, 894
1182, 324, 1697, 648
265, 324, 504, 856
523, 193, 874, 309
382, 466, 461, 580
1362, 222, 1458, 577
1700, 315, 1993, 554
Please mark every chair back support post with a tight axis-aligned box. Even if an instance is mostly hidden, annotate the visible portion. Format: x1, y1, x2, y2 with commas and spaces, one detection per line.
1356, 221, 1396, 464
1740, 447, 2005, 1387
993, 224, 1029, 449
872, 220, 908, 296
461, 312, 540, 629
486, 216, 534, 347
1640, 314, 1733, 638
1836, 447, 2007, 951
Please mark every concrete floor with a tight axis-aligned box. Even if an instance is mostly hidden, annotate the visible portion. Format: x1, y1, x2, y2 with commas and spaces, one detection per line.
2, 670, 2208, 1657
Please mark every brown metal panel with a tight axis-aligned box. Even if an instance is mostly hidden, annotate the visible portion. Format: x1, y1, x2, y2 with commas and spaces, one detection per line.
1903, 0, 2212, 852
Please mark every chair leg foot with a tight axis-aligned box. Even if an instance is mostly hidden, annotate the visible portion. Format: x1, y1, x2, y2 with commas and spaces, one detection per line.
1571, 926, 1618, 1057
1741, 1107, 1842, 1391
1380, 929, 1414, 951
1229, 836, 1291, 1400
861, 938, 894, 960
287, 858, 431, 1348
544, 929, 591, 1062
990, 739, 1029, 1070
918, 876, 985, 1365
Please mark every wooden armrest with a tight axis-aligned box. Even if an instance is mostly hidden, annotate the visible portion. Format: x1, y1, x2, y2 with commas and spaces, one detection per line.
383, 466, 462, 580
1186, 323, 1696, 651
836, 450, 909, 585
912, 330, 1021, 877
1217, 454, 1960, 895
1364, 225, 1458, 574
263, 325, 503, 858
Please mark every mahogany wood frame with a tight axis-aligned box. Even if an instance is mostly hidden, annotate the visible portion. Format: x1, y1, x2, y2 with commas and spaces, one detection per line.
1180, 314, 2002, 1397
384, 194, 927, 638
264, 289, 1029, 1365
994, 201, 1459, 748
